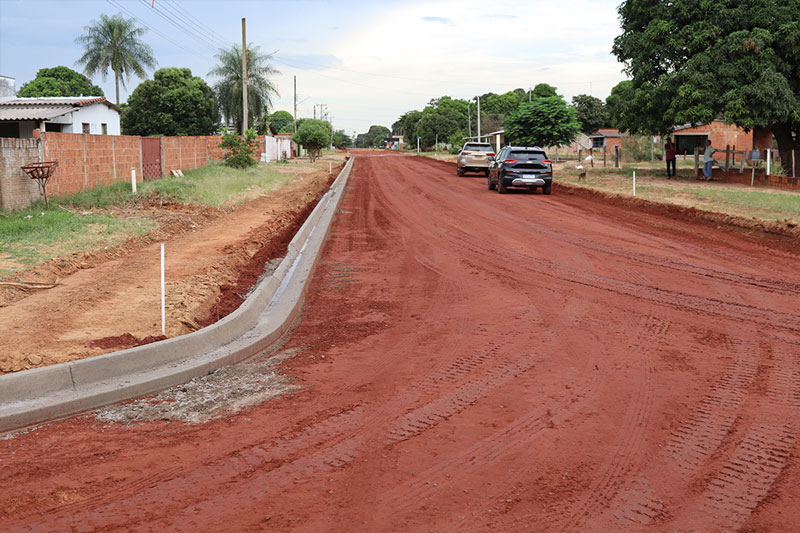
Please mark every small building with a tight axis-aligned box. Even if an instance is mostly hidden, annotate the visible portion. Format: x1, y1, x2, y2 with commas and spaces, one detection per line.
383, 135, 403, 150
588, 128, 623, 151
0, 95, 122, 138
672, 120, 771, 155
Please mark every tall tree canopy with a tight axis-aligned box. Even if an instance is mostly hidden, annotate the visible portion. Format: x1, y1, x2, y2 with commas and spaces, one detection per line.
121, 67, 219, 136
572, 94, 610, 134
209, 43, 280, 133
613, 0, 800, 173
531, 83, 558, 99
605, 80, 636, 132
75, 13, 157, 105
18, 66, 103, 98
504, 96, 580, 148
267, 110, 294, 133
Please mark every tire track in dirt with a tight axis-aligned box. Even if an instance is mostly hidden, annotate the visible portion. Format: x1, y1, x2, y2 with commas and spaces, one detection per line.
455, 230, 800, 333
589, 336, 799, 530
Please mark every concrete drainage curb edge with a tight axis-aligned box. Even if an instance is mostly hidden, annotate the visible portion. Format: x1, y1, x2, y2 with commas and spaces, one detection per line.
0, 157, 355, 434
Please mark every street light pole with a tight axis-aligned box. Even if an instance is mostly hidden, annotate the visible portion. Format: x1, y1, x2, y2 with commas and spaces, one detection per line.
241, 17, 247, 136
476, 96, 481, 142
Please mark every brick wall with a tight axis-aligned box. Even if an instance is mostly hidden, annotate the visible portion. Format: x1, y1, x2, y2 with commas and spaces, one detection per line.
0, 138, 42, 210
1, 132, 274, 210
675, 121, 772, 152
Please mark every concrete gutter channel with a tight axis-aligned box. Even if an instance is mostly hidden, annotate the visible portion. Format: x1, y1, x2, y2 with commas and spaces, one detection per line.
0, 157, 355, 434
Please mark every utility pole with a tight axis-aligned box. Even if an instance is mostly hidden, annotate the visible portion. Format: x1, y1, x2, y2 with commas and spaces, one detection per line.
241, 18, 247, 136
476, 96, 481, 142
313, 105, 316, 120
293, 76, 297, 133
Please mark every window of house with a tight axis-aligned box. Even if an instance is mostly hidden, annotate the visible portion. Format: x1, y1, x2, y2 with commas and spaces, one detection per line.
82, 123, 90, 134
0, 122, 21, 138
101, 123, 108, 135
592, 137, 605, 149
45, 123, 61, 132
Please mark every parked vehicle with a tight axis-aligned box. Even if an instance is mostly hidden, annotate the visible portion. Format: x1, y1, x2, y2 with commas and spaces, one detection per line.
488, 146, 553, 194
457, 142, 495, 176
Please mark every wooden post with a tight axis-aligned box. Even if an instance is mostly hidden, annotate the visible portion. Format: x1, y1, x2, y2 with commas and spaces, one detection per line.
590, 147, 594, 167
578, 148, 582, 163
793, 150, 796, 178
694, 146, 700, 177
725, 144, 730, 180
603, 146, 607, 168
614, 145, 619, 168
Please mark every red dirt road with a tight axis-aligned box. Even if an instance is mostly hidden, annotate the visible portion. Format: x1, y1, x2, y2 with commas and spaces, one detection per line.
2, 153, 800, 531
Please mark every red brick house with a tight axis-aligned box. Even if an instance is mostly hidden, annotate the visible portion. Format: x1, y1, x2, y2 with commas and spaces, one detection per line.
672, 121, 771, 155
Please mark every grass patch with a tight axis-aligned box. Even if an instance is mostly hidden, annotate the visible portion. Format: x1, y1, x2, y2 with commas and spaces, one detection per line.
0, 207, 154, 277
0, 162, 298, 276
143, 163, 291, 207
557, 166, 800, 222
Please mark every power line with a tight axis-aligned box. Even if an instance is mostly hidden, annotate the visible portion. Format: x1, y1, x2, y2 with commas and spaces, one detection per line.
135, 0, 219, 53
105, 0, 210, 60
166, 0, 235, 49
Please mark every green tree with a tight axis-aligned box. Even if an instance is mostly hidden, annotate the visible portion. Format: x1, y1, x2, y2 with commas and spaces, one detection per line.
571, 94, 610, 134
209, 43, 280, 133
332, 129, 352, 148
365, 125, 391, 147
18, 66, 103, 98
504, 97, 581, 147
613, 0, 800, 173
531, 83, 558, 99
120, 67, 219, 136
482, 91, 522, 116
605, 80, 637, 132
262, 110, 294, 134
219, 128, 259, 168
394, 110, 423, 142
75, 13, 157, 105
294, 119, 332, 161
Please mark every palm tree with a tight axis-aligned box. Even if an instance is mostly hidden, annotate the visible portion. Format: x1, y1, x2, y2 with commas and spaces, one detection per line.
75, 13, 157, 105
209, 43, 280, 132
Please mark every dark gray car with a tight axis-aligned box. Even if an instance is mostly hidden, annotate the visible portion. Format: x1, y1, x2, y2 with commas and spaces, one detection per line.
488, 146, 553, 194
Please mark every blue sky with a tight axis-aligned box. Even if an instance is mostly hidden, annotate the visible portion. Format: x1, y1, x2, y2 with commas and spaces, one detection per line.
0, 0, 628, 135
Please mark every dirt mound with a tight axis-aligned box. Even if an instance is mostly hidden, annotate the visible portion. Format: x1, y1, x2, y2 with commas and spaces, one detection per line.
554, 182, 800, 248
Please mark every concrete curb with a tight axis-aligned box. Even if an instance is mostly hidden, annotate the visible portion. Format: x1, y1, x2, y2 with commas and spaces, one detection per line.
0, 157, 354, 434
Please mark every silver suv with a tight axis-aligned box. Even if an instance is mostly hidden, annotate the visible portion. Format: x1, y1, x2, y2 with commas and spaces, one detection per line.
457, 142, 495, 177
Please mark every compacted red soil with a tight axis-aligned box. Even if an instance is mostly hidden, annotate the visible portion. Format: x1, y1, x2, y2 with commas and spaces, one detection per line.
2, 153, 799, 531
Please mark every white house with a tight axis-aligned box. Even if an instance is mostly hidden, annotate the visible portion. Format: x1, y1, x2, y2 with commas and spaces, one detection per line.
0, 77, 122, 138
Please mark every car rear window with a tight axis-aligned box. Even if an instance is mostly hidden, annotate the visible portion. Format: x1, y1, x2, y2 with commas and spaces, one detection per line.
464, 144, 493, 151
508, 150, 547, 160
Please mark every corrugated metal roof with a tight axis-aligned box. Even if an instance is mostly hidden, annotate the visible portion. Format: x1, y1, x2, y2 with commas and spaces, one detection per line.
1, 96, 106, 106
0, 106, 75, 121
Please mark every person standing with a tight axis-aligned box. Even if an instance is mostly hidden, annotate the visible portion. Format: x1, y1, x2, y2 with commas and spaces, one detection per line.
702, 139, 718, 181
665, 137, 676, 178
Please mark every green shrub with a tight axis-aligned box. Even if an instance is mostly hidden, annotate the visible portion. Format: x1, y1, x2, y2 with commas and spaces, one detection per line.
219, 129, 259, 168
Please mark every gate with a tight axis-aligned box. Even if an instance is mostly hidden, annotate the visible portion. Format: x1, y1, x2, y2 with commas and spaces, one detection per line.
142, 137, 162, 180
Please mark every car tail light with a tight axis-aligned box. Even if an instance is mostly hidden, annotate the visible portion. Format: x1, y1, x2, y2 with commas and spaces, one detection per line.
487, 152, 495, 157
461, 151, 472, 155
542, 159, 552, 164
504, 159, 518, 164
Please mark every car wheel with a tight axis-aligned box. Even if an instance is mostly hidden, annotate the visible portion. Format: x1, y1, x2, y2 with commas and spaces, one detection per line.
543, 183, 552, 195
485, 169, 490, 177
497, 174, 507, 194
457, 166, 464, 177
488, 175, 496, 190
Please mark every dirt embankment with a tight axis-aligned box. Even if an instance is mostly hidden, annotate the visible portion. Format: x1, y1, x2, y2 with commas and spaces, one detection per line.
0, 161, 342, 374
